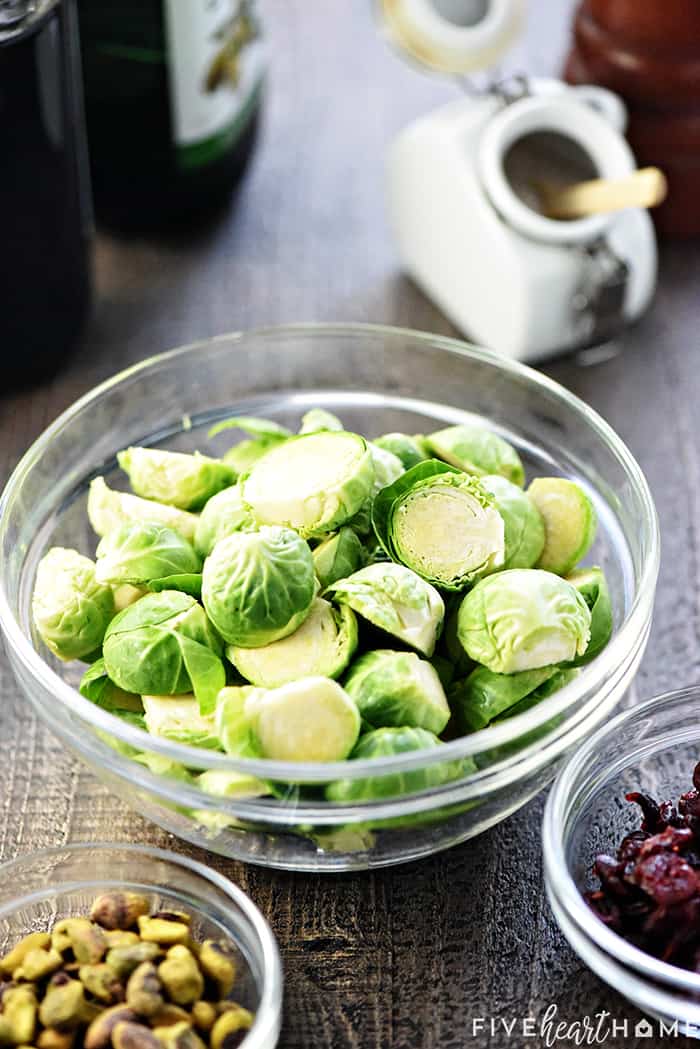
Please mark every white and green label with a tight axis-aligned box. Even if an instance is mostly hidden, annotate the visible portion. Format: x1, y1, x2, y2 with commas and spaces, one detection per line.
164, 0, 264, 169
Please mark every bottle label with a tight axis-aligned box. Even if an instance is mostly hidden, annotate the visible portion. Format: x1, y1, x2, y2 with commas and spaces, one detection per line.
163, 0, 264, 170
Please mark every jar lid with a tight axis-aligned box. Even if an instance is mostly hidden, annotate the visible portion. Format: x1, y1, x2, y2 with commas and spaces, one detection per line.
376, 0, 526, 74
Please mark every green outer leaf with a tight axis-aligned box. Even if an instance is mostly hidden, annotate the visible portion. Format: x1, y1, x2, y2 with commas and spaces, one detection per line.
425, 424, 525, 487
372, 459, 458, 557
179, 635, 227, 715
565, 567, 613, 666
215, 686, 264, 758
117, 447, 235, 511
312, 527, 364, 589
194, 484, 256, 558
449, 665, 557, 733
79, 658, 144, 714
208, 415, 292, 439
148, 574, 203, 599
105, 590, 196, 637
298, 408, 344, 434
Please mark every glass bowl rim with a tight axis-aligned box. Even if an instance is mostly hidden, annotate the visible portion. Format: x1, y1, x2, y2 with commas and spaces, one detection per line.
0, 322, 660, 784
0, 841, 283, 1047
543, 685, 700, 995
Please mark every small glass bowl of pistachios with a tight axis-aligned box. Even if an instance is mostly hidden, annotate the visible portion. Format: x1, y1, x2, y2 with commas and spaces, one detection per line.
0, 844, 282, 1049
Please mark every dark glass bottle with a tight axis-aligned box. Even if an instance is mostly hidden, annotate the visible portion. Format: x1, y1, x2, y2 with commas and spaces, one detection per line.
76, 0, 265, 229
1, 0, 92, 388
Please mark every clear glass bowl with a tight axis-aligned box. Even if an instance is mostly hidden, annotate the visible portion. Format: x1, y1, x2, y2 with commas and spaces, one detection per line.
0, 324, 659, 871
0, 843, 282, 1048
543, 687, 700, 1037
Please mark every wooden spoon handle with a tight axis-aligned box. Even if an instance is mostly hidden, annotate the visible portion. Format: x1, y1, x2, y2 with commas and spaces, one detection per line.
540, 167, 668, 220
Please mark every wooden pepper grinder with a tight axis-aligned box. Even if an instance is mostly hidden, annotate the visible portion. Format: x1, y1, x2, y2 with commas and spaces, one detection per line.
565, 0, 700, 237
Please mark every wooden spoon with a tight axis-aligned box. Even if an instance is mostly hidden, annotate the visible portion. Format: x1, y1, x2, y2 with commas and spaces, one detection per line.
536, 167, 668, 221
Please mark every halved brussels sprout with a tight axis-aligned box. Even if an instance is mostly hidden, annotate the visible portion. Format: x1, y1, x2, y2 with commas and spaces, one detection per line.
566, 566, 612, 665
202, 526, 315, 647
194, 484, 256, 558
87, 477, 199, 543
240, 431, 375, 538
249, 677, 361, 762
425, 424, 525, 487
457, 569, 591, 673
527, 477, 597, 575
196, 769, 270, 801
79, 658, 145, 715
95, 521, 201, 586
480, 475, 545, 571
32, 547, 115, 662
312, 527, 365, 589
215, 685, 265, 757
227, 598, 358, 688
299, 408, 344, 434
374, 433, 429, 470
326, 562, 444, 657
372, 461, 505, 589
118, 447, 235, 511
449, 665, 557, 732
325, 727, 463, 802
103, 590, 225, 714
142, 693, 220, 749
343, 649, 450, 734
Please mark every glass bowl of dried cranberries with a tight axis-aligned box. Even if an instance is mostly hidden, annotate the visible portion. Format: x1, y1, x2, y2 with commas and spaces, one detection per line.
543, 686, 700, 1038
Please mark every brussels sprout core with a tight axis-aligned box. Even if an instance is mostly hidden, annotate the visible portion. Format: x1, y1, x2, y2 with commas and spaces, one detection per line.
528, 477, 597, 576
227, 598, 358, 688
241, 431, 374, 538
457, 569, 591, 674
248, 677, 361, 762
87, 477, 199, 543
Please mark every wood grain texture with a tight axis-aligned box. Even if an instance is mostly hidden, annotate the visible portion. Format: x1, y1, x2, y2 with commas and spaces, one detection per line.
1, 1, 699, 1046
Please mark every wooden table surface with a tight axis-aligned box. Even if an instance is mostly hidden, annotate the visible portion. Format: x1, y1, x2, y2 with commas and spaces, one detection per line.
2, 1, 700, 1046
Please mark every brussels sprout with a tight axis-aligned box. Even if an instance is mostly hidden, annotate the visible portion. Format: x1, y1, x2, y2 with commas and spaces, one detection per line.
95, 522, 201, 586
343, 649, 450, 734
457, 569, 591, 673
118, 447, 235, 511
202, 526, 315, 646
480, 475, 545, 571
449, 665, 557, 732
372, 461, 505, 589
527, 477, 597, 575
196, 769, 270, 799
240, 431, 375, 538
374, 433, 429, 470
425, 424, 525, 487
87, 477, 199, 543
566, 566, 612, 665
215, 686, 265, 757
227, 598, 358, 687
79, 658, 145, 715
142, 693, 220, 749
298, 408, 344, 434
32, 548, 115, 662
312, 528, 365, 589
327, 562, 444, 657
194, 484, 256, 558
325, 727, 463, 802
248, 677, 361, 762
103, 591, 225, 714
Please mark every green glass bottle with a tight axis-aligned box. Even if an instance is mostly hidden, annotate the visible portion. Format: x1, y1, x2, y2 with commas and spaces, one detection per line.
77, 0, 264, 228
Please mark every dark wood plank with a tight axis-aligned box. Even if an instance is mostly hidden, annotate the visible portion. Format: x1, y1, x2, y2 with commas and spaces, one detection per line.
1, 2, 700, 1047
